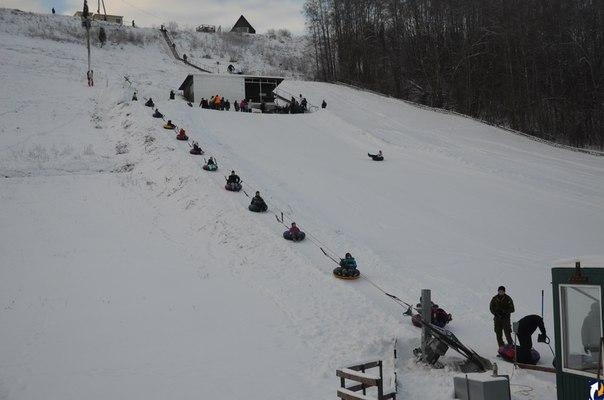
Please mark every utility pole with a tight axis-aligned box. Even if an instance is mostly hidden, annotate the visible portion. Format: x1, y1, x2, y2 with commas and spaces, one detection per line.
82, 0, 92, 86
97, 0, 107, 20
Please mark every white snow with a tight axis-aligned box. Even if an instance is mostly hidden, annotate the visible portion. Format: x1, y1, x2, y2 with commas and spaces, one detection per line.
1, 8, 604, 400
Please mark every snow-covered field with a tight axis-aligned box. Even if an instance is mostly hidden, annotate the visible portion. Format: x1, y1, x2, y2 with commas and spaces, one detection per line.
1, 8, 604, 400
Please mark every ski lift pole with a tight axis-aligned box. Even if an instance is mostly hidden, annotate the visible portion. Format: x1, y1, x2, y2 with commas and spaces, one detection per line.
420, 289, 432, 362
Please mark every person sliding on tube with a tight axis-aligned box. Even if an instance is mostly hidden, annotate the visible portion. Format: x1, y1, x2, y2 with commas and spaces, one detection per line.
368, 150, 384, 161
249, 191, 268, 212
339, 253, 357, 269
227, 171, 240, 184
225, 171, 242, 191
283, 222, 305, 241
189, 141, 203, 155
203, 157, 218, 171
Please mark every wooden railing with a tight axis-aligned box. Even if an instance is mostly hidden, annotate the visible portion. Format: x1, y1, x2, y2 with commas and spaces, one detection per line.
336, 361, 396, 400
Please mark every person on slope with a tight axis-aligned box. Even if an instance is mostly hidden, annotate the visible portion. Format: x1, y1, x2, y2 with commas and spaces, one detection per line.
339, 253, 357, 270
203, 157, 218, 171
322, 99, 327, 109
152, 109, 164, 118
145, 98, 155, 107
86, 70, 94, 87
289, 222, 301, 236
516, 314, 548, 364
227, 171, 241, 184
249, 191, 268, 212
224, 99, 231, 111
368, 150, 384, 161
490, 286, 515, 348
283, 222, 305, 241
234, 100, 240, 112
176, 128, 188, 141
164, 120, 175, 129
189, 141, 203, 155
132, 91, 138, 101
169, 90, 175, 100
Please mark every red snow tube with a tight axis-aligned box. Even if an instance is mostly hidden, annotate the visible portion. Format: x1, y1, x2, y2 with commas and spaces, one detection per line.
412, 314, 423, 327
498, 345, 540, 365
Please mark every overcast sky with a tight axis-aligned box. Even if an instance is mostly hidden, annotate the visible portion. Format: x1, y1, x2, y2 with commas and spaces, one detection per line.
1, 0, 307, 34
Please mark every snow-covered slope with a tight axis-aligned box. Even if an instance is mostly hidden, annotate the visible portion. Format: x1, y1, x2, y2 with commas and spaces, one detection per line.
166, 26, 310, 77
1, 8, 604, 400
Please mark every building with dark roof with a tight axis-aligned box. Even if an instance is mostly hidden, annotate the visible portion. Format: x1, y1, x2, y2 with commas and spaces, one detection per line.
231, 15, 255, 34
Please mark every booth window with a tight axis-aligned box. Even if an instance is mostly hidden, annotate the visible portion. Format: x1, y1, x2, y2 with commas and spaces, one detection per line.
560, 285, 602, 376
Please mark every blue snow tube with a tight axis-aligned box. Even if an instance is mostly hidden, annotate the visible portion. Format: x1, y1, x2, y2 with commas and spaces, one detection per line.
283, 230, 306, 242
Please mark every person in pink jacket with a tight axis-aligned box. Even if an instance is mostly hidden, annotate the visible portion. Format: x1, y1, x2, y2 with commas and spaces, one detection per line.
283, 222, 305, 241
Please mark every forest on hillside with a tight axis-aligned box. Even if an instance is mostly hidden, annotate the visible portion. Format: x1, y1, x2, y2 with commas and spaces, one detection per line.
304, 0, 603, 149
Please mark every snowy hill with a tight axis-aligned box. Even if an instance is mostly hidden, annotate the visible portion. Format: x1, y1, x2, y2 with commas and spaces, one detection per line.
1, 8, 604, 400
166, 25, 310, 77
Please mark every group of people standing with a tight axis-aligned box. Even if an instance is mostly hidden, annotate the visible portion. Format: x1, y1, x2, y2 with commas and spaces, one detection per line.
198, 95, 252, 112
490, 286, 549, 364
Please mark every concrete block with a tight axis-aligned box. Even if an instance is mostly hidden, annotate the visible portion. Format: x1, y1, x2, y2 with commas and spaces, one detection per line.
453, 373, 510, 400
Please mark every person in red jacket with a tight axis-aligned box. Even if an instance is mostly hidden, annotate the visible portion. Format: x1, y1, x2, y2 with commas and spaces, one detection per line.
289, 222, 300, 235
283, 222, 305, 241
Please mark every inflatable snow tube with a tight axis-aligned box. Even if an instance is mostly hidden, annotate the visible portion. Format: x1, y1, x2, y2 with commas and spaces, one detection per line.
225, 182, 242, 192
153, 114, 163, 119
163, 124, 175, 130
248, 203, 268, 213
283, 231, 306, 242
189, 148, 203, 155
176, 134, 188, 141
333, 266, 360, 280
203, 164, 218, 172
372, 156, 384, 161
498, 345, 540, 365
411, 314, 423, 328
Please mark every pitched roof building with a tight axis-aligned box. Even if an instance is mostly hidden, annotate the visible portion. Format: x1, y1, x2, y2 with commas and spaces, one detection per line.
231, 15, 255, 34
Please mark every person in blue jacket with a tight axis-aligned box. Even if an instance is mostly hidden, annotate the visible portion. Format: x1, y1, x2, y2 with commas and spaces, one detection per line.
339, 253, 357, 269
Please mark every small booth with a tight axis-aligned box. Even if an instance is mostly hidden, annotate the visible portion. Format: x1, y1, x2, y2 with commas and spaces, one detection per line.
552, 257, 604, 399
179, 74, 284, 105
